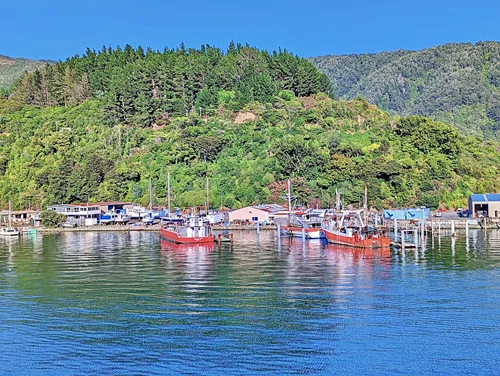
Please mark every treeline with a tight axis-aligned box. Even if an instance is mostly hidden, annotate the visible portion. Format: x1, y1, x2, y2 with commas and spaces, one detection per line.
13, 43, 332, 126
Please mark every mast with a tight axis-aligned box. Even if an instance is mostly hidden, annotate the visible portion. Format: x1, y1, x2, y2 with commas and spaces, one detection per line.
167, 171, 171, 214
363, 185, 368, 222
149, 178, 153, 210
335, 188, 341, 211
287, 179, 292, 220
206, 176, 209, 211
8, 200, 11, 228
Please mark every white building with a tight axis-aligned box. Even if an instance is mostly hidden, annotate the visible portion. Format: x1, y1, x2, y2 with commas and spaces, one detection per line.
47, 204, 102, 226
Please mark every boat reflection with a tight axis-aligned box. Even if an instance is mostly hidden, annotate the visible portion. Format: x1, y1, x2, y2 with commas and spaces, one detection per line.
160, 239, 215, 253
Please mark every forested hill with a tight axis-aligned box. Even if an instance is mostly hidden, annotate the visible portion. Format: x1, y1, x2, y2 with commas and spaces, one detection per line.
0, 55, 47, 93
11, 43, 332, 125
2, 44, 500, 211
311, 42, 500, 139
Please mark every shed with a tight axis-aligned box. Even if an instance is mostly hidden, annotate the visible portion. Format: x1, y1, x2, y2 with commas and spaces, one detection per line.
228, 206, 271, 224
468, 194, 500, 218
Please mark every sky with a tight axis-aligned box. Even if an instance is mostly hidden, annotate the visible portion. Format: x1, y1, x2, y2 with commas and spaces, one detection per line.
2, 0, 500, 60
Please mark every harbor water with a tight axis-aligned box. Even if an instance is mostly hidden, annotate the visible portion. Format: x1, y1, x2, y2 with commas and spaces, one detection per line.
0, 230, 499, 375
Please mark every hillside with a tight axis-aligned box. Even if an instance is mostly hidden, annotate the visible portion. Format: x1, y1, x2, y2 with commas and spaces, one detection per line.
0, 55, 47, 92
311, 42, 500, 139
2, 44, 499, 211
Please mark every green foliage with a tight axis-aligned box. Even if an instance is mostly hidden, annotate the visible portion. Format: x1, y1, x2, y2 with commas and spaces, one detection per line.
1, 44, 499, 211
39, 210, 66, 227
311, 42, 500, 139
12, 43, 332, 126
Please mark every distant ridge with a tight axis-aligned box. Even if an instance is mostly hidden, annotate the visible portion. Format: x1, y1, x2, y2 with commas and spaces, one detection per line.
0, 54, 49, 89
311, 41, 500, 139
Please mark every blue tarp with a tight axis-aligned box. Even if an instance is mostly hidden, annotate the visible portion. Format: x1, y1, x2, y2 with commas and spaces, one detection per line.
383, 208, 430, 220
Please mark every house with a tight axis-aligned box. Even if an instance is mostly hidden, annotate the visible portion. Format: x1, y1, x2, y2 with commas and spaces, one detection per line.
228, 204, 285, 224
468, 194, 500, 218
47, 204, 102, 226
0, 210, 39, 225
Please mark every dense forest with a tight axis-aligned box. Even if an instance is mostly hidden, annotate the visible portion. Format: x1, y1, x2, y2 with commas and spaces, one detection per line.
311, 42, 500, 139
1, 44, 499, 211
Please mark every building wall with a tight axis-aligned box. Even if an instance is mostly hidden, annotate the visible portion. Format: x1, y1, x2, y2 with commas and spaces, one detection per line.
228, 207, 269, 223
489, 202, 500, 217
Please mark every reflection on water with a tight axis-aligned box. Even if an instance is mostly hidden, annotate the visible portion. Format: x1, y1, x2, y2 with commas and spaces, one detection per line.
0, 230, 499, 375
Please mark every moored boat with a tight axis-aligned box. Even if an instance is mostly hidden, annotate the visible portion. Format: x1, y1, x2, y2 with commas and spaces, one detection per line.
0, 201, 19, 236
115, 212, 131, 224
322, 209, 390, 248
160, 216, 215, 244
0, 227, 20, 236
280, 211, 325, 239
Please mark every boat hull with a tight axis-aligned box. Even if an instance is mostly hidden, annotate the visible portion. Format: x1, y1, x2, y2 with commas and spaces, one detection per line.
323, 228, 390, 248
160, 227, 215, 244
280, 226, 325, 239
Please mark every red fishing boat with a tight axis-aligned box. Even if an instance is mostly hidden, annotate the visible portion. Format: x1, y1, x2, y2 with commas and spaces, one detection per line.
322, 210, 390, 249
160, 216, 215, 244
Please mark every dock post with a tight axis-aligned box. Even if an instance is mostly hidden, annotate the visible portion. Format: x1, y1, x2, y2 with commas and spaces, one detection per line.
431, 219, 434, 234
256, 221, 260, 235
401, 229, 405, 251
421, 218, 425, 240
438, 220, 441, 234
451, 220, 455, 237
302, 228, 306, 242
394, 219, 398, 242
465, 220, 469, 238
277, 225, 281, 240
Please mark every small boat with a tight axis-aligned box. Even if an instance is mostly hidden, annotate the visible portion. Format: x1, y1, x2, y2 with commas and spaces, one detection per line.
114, 212, 131, 224
142, 214, 154, 225
126, 205, 148, 220
322, 209, 390, 249
1, 201, 19, 236
280, 211, 325, 239
21, 227, 37, 235
160, 216, 215, 244
100, 212, 116, 225
0, 227, 20, 236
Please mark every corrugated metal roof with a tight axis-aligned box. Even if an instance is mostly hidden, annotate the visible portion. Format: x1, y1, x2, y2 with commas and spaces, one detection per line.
469, 194, 500, 202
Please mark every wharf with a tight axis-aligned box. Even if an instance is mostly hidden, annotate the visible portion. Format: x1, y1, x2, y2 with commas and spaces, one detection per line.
212, 224, 276, 231
37, 224, 161, 233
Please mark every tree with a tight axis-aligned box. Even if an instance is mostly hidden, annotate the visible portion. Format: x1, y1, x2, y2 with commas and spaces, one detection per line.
40, 210, 67, 227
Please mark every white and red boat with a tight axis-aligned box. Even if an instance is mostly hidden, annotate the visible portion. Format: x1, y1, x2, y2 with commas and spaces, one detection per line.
280, 211, 325, 239
160, 216, 215, 244
322, 210, 390, 248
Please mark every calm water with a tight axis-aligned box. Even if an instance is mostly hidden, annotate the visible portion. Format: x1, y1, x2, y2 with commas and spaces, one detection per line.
0, 230, 499, 375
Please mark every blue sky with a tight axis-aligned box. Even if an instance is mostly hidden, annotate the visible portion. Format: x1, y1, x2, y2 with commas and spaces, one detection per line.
2, 0, 499, 60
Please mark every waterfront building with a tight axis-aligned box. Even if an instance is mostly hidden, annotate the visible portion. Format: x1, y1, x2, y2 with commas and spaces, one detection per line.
228, 204, 285, 224
47, 204, 102, 226
468, 194, 500, 218
0, 210, 39, 225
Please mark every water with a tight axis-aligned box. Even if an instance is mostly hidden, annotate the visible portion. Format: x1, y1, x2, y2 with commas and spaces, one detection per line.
0, 230, 499, 375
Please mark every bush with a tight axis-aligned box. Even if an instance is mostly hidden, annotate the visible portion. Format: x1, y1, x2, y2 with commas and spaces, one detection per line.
40, 210, 67, 228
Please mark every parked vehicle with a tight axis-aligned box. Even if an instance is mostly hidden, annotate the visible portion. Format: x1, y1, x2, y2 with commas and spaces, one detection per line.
62, 221, 77, 228
458, 210, 469, 218
434, 211, 442, 217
